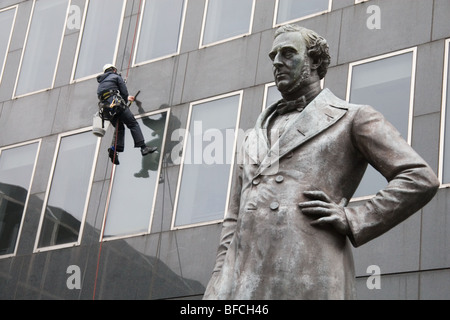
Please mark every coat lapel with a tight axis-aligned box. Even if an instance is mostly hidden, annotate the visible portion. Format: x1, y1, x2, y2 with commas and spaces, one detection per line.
255, 89, 348, 176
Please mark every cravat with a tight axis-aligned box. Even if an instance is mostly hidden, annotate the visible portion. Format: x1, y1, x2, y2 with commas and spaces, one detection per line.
276, 95, 307, 115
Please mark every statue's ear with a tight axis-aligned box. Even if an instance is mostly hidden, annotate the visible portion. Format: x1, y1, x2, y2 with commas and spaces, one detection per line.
311, 57, 322, 71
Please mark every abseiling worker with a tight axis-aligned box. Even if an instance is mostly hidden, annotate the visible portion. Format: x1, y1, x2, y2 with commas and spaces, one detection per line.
97, 64, 157, 165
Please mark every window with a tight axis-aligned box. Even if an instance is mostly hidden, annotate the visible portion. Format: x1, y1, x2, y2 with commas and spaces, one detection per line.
0, 6, 17, 87
347, 48, 416, 198
72, 0, 125, 81
14, 0, 69, 97
134, 0, 187, 65
263, 83, 282, 110
0, 141, 40, 258
172, 92, 242, 228
35, 130, 99, 252
200, 0, 255, 47
440, 39, 450, 185
274, 0, 331, 26
102, 110, 169, 240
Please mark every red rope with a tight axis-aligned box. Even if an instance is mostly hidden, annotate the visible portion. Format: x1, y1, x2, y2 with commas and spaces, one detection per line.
92, 0, 143, 300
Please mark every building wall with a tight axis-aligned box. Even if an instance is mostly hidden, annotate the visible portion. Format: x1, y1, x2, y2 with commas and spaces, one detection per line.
0, 0, 449, 300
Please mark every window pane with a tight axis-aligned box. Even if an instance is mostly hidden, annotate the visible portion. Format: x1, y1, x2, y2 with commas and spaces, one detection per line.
37, 132, 98, 249
135, 0, 185, 64
443, 42, 450, 183
15, 0, 68, 96
103, 111, 168, 239
276, 0, 329, 24
0, 142, 39, 256
202, 0, 253, 46
349, 51, 414, 198
0, 7, 16, 85
174, 94, 240, 227
74, 0, 124, 80
265, 84, 282, 109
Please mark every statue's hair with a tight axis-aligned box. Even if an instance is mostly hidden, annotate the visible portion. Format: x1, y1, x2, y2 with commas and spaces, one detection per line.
274, 25, 331, 80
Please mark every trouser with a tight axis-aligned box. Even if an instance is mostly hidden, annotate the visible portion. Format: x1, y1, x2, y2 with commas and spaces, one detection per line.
109, 108, 145, 152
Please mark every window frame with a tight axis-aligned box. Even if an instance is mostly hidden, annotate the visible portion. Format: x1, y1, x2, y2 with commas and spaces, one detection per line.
171, 91, 243, 230
273, 0, 332, 27
132, 0, 188, 67
199, 0, 256, 49
70, 0, 126, 83
33, 128, 100, 253
0, 5, 18, 88
0, 139, 41, 259
13, 0, 71, 98
346, 47, 418, 201
439, 39, 450, 186
100, 108, 171, 242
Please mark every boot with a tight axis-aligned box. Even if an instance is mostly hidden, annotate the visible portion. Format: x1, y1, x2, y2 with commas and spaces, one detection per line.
141, 146, 157, 156
108, 147, 120, 165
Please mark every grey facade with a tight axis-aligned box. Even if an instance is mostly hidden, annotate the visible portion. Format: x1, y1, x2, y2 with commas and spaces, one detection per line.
0, 0, 449, 300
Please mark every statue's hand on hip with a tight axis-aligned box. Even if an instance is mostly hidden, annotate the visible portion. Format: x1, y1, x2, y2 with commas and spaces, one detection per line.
299, 190, 350, 236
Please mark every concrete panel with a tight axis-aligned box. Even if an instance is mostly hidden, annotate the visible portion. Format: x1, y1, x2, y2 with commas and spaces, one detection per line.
432, 0, 450, 41
419, 269, 450, 299
7, 0, 32, 52
252, 0, 276, 34
339, 0, 433, 64
323, 64, 349, 101
181, 34, 261, 103
180, 0, 206, 54
355, 272, 419, 300
414, 41, 445, 116
54, 32, 79, 88
352, 210, 422, 277
411, 112, 441, 174
0, 49, 20, 103
0, 90, 59, 146
420, 188, 450, 270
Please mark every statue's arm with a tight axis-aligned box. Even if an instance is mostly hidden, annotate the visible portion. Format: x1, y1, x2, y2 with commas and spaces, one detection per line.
344, 105, 440, 247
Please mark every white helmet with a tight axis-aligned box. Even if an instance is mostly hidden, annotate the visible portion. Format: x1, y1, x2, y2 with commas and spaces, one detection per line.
103, 64, 116, 73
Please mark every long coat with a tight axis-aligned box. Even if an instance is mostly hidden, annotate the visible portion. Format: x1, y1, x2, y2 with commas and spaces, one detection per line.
203, 89, 440, 300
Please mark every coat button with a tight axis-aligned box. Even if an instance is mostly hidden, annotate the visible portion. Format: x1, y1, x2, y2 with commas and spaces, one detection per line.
252, 179, 260, 186
270, 202, 279, 210
275, 175, 284, 183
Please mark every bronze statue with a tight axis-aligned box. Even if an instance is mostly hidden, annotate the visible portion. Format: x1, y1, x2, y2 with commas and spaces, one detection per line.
203, 25, 440, 300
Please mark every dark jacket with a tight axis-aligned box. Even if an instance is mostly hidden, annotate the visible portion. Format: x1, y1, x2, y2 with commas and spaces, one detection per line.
97, 71, 129, 102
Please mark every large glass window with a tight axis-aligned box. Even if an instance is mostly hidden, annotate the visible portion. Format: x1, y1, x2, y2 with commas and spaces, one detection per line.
347, 49, 416, 198
173, 92, 241, 228
134, 0, 186, 65
14, 0, 69, 97
201, 0, 254, 47
0, 6, 17, 86
102, 110, 169, 240
0, 141, 40, 258
274, 0, 331, 26
35, 130, 99, 251
73, 0, 125, 80
440, 39, 450, 184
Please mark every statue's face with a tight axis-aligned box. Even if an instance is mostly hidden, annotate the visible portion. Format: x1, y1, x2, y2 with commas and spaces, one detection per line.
269, 32, 311, 95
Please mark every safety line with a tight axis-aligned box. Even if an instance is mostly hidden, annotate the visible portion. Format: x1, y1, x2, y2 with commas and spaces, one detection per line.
92, 0, 144, 300
92, 119, 119, 300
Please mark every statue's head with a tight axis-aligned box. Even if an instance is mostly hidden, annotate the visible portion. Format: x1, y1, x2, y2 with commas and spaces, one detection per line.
269, 25, 330, 96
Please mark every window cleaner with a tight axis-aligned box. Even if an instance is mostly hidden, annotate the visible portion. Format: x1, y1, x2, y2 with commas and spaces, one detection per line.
96, 64, 157, 165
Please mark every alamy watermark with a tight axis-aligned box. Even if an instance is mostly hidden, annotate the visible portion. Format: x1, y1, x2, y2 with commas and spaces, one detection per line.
366, 265, 381, 290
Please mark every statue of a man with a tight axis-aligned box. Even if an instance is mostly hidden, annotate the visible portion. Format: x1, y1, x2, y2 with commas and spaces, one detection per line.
203, 25, 440, 300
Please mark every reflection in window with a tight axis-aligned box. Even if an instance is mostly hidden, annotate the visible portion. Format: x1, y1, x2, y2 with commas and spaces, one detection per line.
201, 0, 254, 47
36, 131, 98, 250
348, 49, 415, 198
0, 142, 39, 257
134, 0, 186, 65
73, 0, 125, 80
173, 93, 241, 228
103, 111, 169, 239
275, 0, 330, 25
15, 0, 69, 96
0, 6, 16, 86
441, 40, 450, 184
